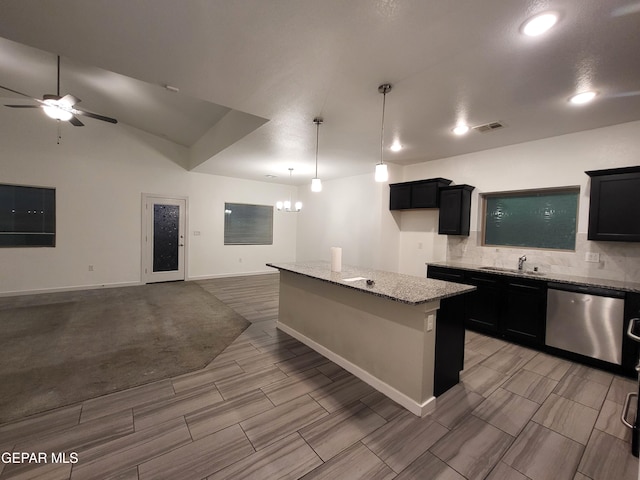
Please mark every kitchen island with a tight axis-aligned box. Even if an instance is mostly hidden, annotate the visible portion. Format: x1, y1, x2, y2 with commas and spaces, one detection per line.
266, 261, 475, 416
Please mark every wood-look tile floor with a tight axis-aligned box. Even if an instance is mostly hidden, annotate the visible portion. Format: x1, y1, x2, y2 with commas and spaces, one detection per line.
1, 273, 638, 479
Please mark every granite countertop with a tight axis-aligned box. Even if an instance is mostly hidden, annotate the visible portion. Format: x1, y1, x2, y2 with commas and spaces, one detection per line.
266, 261, 476, 306
428, 261, 640, 294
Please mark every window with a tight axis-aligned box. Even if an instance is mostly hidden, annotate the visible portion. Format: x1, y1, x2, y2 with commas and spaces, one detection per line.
483, 187, 579, 250
224, 203, 273, 245
0, 184, 56, 247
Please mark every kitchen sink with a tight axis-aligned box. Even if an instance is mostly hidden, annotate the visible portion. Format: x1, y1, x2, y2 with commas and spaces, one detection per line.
479, 266, 545, 276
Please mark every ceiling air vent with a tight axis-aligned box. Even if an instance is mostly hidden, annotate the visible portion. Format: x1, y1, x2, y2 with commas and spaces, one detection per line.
473, 121, 505, 133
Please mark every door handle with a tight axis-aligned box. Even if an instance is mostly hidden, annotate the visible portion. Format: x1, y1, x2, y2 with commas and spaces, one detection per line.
627, 318, 640, 342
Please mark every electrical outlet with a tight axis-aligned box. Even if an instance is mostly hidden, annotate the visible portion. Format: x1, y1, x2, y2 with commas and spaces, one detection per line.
193, 231, 201, 236
585, 252, 600, 263
426, 314, 434, 332
418, 242, 423, 250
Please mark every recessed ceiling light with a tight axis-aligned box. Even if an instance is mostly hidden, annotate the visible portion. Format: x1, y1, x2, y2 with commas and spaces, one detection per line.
521, 12, 559, 36
265, 174, 277, 178
390, 141, 402, 152
452, 124, 470, 135
568, 91, 598, 105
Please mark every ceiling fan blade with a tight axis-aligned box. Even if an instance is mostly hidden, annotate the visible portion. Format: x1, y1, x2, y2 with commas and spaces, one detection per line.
5, 104, 39, 108
0, 84, 36, 99
59, 94, 80, 106
75, 109, 118, 124
68, 116, 84, 127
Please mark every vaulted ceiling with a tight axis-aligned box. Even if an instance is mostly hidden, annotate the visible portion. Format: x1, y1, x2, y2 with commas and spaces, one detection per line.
1, 1, 639, 185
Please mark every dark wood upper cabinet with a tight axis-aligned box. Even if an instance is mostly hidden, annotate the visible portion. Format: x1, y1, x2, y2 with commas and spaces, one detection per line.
389, 183, 412, 210
586, 166, 640, 242
438, 184, 474, 236
389, 178, 452, 210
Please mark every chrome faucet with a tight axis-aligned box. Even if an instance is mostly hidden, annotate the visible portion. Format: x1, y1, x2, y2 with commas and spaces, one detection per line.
518, 255, 527, 271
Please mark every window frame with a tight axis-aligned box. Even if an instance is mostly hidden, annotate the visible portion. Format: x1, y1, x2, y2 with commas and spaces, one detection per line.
223, 202, 274, 246
481, 186, 580, 251
0, 183, 56, 248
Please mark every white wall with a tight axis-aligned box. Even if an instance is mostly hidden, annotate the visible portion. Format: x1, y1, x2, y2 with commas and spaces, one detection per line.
187, 174, 298, 279
296, 120, 640, 280
0, 110, 297, 295
400, 121, 640, 282
3, 108, 639, 294
296, 165, 401, 271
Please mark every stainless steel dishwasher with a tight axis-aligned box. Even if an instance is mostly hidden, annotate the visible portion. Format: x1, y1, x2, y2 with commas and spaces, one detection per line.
546, 282, 625, 365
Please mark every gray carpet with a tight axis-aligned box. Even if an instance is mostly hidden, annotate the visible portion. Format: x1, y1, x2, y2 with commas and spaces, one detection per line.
0, 281, 250, 423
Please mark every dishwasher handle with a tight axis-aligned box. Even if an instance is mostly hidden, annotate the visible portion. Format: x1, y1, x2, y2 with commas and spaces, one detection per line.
547, 282, 625, 299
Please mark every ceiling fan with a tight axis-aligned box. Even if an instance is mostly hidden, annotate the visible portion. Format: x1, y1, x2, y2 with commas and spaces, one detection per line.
0, 55, 117, 126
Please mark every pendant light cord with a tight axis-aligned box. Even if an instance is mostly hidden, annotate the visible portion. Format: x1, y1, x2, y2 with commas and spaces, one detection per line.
378, 84, 391, 166
380, 91, 386, 166
315, 121, 320, 178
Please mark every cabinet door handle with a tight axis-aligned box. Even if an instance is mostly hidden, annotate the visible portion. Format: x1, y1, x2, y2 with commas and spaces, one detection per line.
621, 392, 637, 429
470, 277, 498, 285
510, 283, 541, 291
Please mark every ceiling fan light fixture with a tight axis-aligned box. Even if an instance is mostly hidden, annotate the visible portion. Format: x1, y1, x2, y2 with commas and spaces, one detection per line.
521, 12, 559, 36
42, 100, 73, 121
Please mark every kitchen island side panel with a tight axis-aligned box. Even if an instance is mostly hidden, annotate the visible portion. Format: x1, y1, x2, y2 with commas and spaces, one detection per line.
277, 270, 440, 416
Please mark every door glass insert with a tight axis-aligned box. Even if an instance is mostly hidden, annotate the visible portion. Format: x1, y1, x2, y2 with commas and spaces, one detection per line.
153, 204, 179, 272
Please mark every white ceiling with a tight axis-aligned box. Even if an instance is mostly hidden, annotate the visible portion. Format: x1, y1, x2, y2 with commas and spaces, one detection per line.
0, 1, 639, 186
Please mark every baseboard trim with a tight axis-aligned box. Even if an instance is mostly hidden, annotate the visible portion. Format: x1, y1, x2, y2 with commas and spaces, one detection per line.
1, 270, 280, 297
188, 270, 278, 281
0, 281, 143, 298
277, 322, 436, 417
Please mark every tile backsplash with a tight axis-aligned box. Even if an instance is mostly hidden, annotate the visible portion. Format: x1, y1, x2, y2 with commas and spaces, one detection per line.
447, 232, 640, 284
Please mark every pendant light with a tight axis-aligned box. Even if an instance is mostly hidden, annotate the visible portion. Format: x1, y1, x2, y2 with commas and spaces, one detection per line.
311, 117, 323, 192
375, 83, 391, 182
276, 168, 302, 212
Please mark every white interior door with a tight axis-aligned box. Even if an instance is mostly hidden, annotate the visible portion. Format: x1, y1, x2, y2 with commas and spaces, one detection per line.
142, 195, 187, 283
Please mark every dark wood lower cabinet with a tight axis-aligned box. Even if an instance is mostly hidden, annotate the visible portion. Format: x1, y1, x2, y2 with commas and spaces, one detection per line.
434, 294, 467, 396
465, 273, 501, 335
427, 266, 546, 348
502, 280, 546, 346
427, 265, 637, 377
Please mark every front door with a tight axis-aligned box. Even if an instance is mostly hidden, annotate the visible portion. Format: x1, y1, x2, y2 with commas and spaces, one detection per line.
142, 195, 187, 283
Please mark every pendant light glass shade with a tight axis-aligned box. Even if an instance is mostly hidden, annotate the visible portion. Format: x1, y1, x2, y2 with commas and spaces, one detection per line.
375, 163, 389, 182
311, 117, 323, 192
375, 84, 392, 183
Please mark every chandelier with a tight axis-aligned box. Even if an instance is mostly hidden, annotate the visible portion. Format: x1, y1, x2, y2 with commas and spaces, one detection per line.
276, 168, 302, 212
